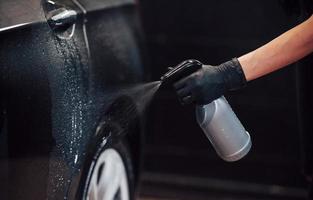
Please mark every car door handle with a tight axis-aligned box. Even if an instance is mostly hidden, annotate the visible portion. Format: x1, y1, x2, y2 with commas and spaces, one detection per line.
47, 7, 77, 31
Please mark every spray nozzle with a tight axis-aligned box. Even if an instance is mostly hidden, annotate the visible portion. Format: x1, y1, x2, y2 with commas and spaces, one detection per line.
160, 59, 203, 86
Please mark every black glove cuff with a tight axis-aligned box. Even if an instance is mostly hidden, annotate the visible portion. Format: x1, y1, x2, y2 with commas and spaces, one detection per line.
218, 58, 247, 91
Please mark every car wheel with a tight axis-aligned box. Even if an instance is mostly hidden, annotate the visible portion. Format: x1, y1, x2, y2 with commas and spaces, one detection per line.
85, 140, 134, 200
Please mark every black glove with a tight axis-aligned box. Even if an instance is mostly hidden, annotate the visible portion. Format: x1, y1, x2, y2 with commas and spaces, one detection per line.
173, 58, 247, 105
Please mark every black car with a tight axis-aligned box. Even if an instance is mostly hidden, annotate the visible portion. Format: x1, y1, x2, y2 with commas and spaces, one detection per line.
0, 0, 147, 199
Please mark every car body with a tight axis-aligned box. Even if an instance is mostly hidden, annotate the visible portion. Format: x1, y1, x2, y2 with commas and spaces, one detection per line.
0, 0, 147, 199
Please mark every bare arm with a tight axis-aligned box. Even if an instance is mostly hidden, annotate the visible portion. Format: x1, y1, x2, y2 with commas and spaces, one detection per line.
239, 15, 313, 81
173, 15, 313, 105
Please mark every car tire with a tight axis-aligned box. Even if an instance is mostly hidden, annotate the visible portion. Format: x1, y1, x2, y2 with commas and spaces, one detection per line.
84, 139, 134, 200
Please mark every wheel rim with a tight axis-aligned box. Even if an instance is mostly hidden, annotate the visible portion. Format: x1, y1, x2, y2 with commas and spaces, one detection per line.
86, 148, 129, 200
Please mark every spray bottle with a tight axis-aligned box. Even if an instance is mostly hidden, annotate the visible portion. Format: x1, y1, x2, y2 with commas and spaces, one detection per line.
160, 60, 251, 162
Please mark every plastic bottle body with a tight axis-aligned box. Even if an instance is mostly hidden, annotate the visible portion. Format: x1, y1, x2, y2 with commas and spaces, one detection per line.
196, 96, 251, 162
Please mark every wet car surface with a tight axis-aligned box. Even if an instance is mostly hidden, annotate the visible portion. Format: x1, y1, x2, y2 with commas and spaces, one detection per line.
0, 0, 147, 199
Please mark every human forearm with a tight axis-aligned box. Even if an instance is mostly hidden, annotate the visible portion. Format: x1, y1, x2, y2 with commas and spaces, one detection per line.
172, 16, 313, 105
239, 15, 313, 81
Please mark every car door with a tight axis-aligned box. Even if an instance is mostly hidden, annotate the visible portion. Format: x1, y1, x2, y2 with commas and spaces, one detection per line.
0, 0, 91, 199
1, 0, 146, 199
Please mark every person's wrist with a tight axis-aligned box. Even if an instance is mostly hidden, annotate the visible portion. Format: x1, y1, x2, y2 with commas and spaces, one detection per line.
218, 58, 247, 91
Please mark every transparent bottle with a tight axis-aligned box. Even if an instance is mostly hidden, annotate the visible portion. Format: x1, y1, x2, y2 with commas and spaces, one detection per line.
196, 96, 251, 162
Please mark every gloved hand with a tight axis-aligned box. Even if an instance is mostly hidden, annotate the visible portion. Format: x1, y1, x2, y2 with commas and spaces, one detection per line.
173, 58, 247, 105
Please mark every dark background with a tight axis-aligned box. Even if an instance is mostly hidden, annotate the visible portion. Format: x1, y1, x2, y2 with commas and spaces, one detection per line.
139, 0, 313, 193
